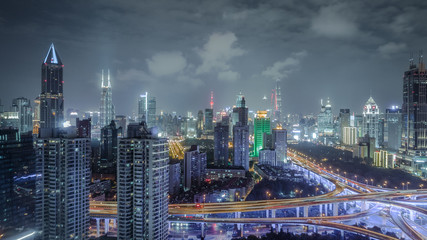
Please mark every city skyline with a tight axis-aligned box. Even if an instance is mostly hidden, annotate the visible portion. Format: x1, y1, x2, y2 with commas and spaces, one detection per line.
1, 1, 426, 115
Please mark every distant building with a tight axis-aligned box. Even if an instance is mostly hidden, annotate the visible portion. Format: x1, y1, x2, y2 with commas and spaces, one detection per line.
232, 96, 248, 126
115, 115, 127, 138
343, 127, 357, 146
362, 97, 380, 148
196, 110, 204, 138
76, 118, 91, 138
384, 107, 402, 151
214, 121, 229, 166
339, 109, 350, 143
183, 145, 207, 191
100, 120, 119, 172
117, 122, 169, 240
12, 97, 33, 133
204, 108, 214, 132
233, 122, 249, 171
138, 92, 156, 128
99, 69, 115, 128
253, 111, 271, 157
353, 135, 376, 160
317, 99, 334, 137
272, 127, 287, 166
205, 167, 246, 181
259, 149, 276, 166
374, 150, 394, 168
169, 161, 181, 195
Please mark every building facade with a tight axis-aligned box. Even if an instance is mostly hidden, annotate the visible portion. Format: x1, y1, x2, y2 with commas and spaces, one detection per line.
362, 97, 380, 148
214, 122, 229, 166
253, 111, 271, 157
100, 69, 115, 128
117, 123, 169, 240
183, 145, 207, 191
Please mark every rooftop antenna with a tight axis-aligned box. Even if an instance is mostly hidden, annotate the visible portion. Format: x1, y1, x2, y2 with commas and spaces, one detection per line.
410, 52, 415, 69
101, 69, 104, 87
107, 69, 111, 88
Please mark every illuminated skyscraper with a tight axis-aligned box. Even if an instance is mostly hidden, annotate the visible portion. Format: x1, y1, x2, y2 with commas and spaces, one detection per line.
138, 92, 156, 128
253, 111, 271, 157
272, 126, 287, 166
233, 122, 249, 171
117, 122, 169, 240
317, 98, 334, 137
384, 107, 402, 151
204, 108, 213, 132
12, 97, 33, 133
40, 43, 64, 131
99, 69, 115, 127
214, 120, 229, 166
399, 53, 427, 175
362, 97, 380, 147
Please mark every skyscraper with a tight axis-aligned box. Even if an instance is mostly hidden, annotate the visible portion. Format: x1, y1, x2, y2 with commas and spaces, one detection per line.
232, 96, 248, 126
12, 97, 33, 133
184, 145, 207, 191
99, 69, 115, 127
76, 118, 91, 138
0, 129, 36, 236
138, 92, 156, 128
362, 97, 380, 148
233, 122, 249, 171
385, 107, 402, 151
204, 108, 213, 132
399, 54, 427, 176
317, 98, 334, 137
272, 126, 287, 166
100, 120, 119, 172
196, 110, 204, 138
339, 109, 350, 143
35, 129, 91, 240
214, 120, 229, 166
253, 111, 271, 157
117, 122, 169, 240
40, 43, 64, 131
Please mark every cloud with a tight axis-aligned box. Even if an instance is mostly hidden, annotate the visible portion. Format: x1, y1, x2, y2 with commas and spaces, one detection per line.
311, 4, 359, 39
377, 42, 407, 58
196, 32, 245, 74
218, 70, 240, 82
116, 68, 154, 82
176, 75, 204, 87
262, 50, 307, 80
389, 13, 413, 34
146, 51, 187, 77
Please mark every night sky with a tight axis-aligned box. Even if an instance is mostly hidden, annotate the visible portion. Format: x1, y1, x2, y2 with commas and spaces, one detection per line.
1, 0, 427, 116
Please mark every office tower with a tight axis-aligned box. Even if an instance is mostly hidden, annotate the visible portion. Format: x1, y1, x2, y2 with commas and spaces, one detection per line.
385, 107, 402, 151
117, 122, 169, 240
183, 145, 207, 191
339, 109, 350, 142
343, 127, 357, 145
76, 118, 91, 138
0, 111, 19, 129
214, 121, 229, 166
233, 122, 249, 171
11, 97, 33, 133
99, 69, 115, 127
273, 126, 287, 166
33, 97, 40, 135
232, 96, 248, 126
115, 115, 127, 138
399, 54, 427, 174
253, 111, 271, 157
362, 97, 380, 148
169, 160, 181, 195
196, 110, 204, 138
317, 98, 334, 137
40, 43, 64, 131
35, 129, 91, 240
0, 129, 36, 235
204, 108, 214, 132
185, 117, 197, 138
100, 120, 119, 171
138, 92, 156, 128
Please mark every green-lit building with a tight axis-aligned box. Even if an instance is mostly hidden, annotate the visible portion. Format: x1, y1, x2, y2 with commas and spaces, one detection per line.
253, 111, 271, 157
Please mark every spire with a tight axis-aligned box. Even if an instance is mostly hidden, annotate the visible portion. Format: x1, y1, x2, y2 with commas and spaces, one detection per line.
43, 43, 62, 65
420, 50, 425, 72
101, 69, 105, 87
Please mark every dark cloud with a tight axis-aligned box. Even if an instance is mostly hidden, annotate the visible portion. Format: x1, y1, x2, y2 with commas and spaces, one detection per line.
1, 0, 427, 116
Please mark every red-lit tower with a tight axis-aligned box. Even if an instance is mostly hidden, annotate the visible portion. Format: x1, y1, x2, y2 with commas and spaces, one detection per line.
210, 91, 214, 110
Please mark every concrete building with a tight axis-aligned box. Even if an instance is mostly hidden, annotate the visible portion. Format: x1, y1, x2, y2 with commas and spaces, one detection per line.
205, 167, 246, 181
169, 160, 181, 195
214, 121, 229, 166
374, 150, 394, 168
362, 97, 380, 148
384, 107, 402, 151
272, 126, 287, 166
138, 92, 156, 128
117, 122, 169, 240
184, 145, 207, 191
343, 127, 357, 146
259, 149, 276, 166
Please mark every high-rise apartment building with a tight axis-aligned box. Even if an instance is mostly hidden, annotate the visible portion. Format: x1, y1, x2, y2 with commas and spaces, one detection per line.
35, 129, 91, 240
233, 122, 249, 171
272, 126, 287, 166
343, 127, 357, 146
253, 111, 271, 157
40, 44, 64, 131
183, 145, 207, 191
99, 69, 115, 127
204, 108, 214, 132
117, 123, 169, 240
339, 109, 350, 142
100, 120, 119, 172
